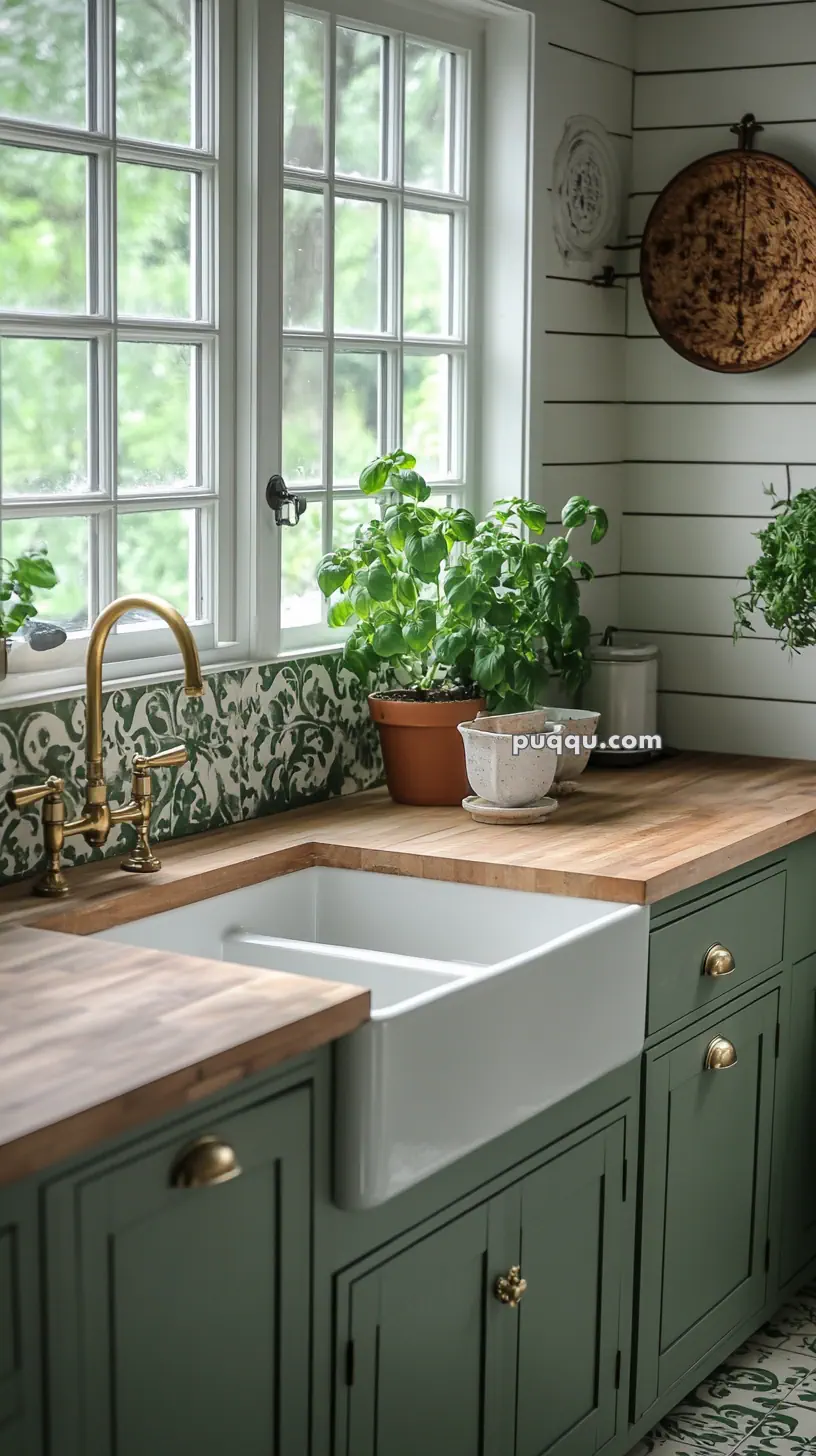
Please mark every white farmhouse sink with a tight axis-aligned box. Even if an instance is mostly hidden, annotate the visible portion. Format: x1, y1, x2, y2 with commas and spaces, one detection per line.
95, 867, 648, 1208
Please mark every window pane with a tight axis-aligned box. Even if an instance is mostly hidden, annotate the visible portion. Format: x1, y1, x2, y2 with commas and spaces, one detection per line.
282, 348, 323, 485
404, 42, 454, 193
283, 189, 324, 331
116, 0, 194, 146
334, 198, 385, 335
1, 338, 89, 496
0, 0, 86, 128
117, 163, 193, 318
332, 495, 376, 548
118, 342, 195, 493
404, 210, 452, 337
281, 498, 324, 629
117, 509, 197, 618
335, 28, 385, 181
0, 146, 87, 313
2, 516, 90, 631
403, 354, 450, 478
333, 352, 381, 485
284, 12, 325, 172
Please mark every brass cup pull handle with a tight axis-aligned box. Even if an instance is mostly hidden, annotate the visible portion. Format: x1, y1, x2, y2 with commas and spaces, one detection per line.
495, 1266, 527, 1308
170, 1136, 242, 1189
702, 944, 736, 978
705, 1037, 738, 1072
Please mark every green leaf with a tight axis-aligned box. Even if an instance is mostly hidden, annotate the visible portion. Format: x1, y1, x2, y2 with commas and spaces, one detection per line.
563, 614, 592, 652
473, 642, 506, 693
15, 551, 58, 590
391, 449, 416, 469
578, 561, 595, 581
328, 598, 355, 628
405, 528, 448, 582
392, 468, 431, 502
394, 570, 418, 609
4, 602, 36, 634
361, 562, 394, 602
518, 502, 548, 534
372, 620, 405, 658
343, 642, 373, 682
590, 508, 609, 545
435, 628, 471, 667
349, 583, 373, 619
513, 656, 549, 705
403, 602, 437, 653
548, 536, 570, 568
561, 495, 590, 530
317, 555, 353, 597
447, 509, 477, 543
443, 565, 478, 615
485, 599, 513, 629
359, 458, 391, 495
476, 545, 505, 582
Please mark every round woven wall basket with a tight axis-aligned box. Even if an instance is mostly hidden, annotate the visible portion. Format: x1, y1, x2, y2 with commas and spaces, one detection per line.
640, 131, 816, 373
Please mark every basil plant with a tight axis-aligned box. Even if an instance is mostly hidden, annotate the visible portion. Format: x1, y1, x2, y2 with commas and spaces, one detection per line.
317, 449, 609, 714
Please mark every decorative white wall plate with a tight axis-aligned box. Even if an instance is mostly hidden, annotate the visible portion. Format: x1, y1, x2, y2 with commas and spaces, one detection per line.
552, 115, 622, 264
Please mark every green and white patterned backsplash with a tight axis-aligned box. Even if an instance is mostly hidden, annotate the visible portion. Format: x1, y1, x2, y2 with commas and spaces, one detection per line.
0, 652, 383, 887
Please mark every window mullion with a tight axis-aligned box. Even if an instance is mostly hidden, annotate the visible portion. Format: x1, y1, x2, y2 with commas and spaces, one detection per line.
325, 11, 337, 559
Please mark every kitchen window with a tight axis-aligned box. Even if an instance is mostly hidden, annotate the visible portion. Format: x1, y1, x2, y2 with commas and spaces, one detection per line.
0, 0, 498, 691
0, 0, 234, 687
277, 1, 478, 647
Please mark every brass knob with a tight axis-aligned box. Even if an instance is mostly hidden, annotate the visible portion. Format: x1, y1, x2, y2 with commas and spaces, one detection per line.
495, 1266, 527, 1307
705, 1037, 738, 1072
170, 1136, 242, 1189
702, 944, 735, 978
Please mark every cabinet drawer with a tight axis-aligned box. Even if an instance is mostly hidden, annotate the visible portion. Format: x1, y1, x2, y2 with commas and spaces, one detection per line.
648, 870, 785, 1034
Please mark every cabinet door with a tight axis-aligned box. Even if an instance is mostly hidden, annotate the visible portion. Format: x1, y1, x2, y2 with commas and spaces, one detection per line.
780, 954, 816, 1287
636, 991, 778, 1416
0, 1183, 40, 1456
45, 1086, 311, 1456
342, 1197, 517, 1456
514, 1122, 626, 1456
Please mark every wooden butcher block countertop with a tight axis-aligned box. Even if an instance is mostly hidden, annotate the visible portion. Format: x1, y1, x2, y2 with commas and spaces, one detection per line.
2, 749, 816, 1185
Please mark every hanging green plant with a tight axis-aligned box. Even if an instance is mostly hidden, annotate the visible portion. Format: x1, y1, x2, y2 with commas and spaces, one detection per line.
734, 487, 816, 652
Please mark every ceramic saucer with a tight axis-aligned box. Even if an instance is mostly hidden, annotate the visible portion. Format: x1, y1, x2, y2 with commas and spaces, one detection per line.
462, 796, 559, 826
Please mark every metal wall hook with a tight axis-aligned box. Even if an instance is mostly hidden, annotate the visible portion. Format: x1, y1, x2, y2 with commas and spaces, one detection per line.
266, 474, 307, 527
731, 113, 764, 152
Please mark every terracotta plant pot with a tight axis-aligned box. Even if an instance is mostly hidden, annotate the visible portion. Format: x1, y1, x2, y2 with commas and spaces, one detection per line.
368, 692, 485, 806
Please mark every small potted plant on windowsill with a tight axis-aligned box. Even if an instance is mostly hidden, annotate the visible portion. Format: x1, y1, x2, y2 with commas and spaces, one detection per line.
0, 549, 62, 683
317, 449, 609, 806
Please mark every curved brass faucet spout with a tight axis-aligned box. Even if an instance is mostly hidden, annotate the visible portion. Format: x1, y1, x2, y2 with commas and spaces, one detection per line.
85, 594, 204, 788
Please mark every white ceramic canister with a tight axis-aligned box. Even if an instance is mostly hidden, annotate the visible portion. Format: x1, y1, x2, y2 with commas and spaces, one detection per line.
590, 635, 659, 759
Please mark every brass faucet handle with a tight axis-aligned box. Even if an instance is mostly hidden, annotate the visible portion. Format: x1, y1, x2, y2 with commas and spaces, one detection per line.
134, 744, 189, 773
120, 744, 188, 876
6, 775, 65, 811
6, 777, 70, 899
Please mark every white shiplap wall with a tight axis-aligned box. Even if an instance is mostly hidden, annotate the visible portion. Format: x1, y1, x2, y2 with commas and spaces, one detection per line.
623, 0, 816, 757
535, 0, 635, 637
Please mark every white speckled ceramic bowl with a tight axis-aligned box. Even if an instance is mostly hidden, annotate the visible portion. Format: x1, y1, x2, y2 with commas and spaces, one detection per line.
542, 708, 601, 783
458, 714, 558, 808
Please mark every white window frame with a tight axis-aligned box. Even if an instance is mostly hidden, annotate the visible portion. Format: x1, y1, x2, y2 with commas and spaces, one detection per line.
252, 0, 485, 659
0, 0, 535, 703
0, 0, 238, 702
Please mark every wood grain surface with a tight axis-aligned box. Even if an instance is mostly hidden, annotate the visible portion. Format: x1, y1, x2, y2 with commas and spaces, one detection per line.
0, 926, 369, 1187
3, 750, 816, 1183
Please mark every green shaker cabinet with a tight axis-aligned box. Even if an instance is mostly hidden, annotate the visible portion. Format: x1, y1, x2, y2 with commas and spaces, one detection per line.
43, 1085, 312, 1456
780, 953, 816, 1288
340, 1120, 628, 1456
0, 1183, 40, 1456
635, 988, 779, 1418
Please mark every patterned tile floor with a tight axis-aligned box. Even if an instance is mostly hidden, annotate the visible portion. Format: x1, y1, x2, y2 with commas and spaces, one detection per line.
632, 1285, 816, 1456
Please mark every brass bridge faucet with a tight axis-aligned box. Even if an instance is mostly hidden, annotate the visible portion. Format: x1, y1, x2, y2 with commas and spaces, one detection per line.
6, 595, 204, 898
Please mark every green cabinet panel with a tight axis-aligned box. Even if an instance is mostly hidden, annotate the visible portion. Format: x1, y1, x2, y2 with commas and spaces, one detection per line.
636, 989, 778, 1417
0, 1183, 40, 1456
343, 1197, 517, 1456
515, 1122, 626, 1456
340, 1119, 629, 1456
44, 1085, 312, 1456
648, 870, 785, 1035
780, 953, 816, 1287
